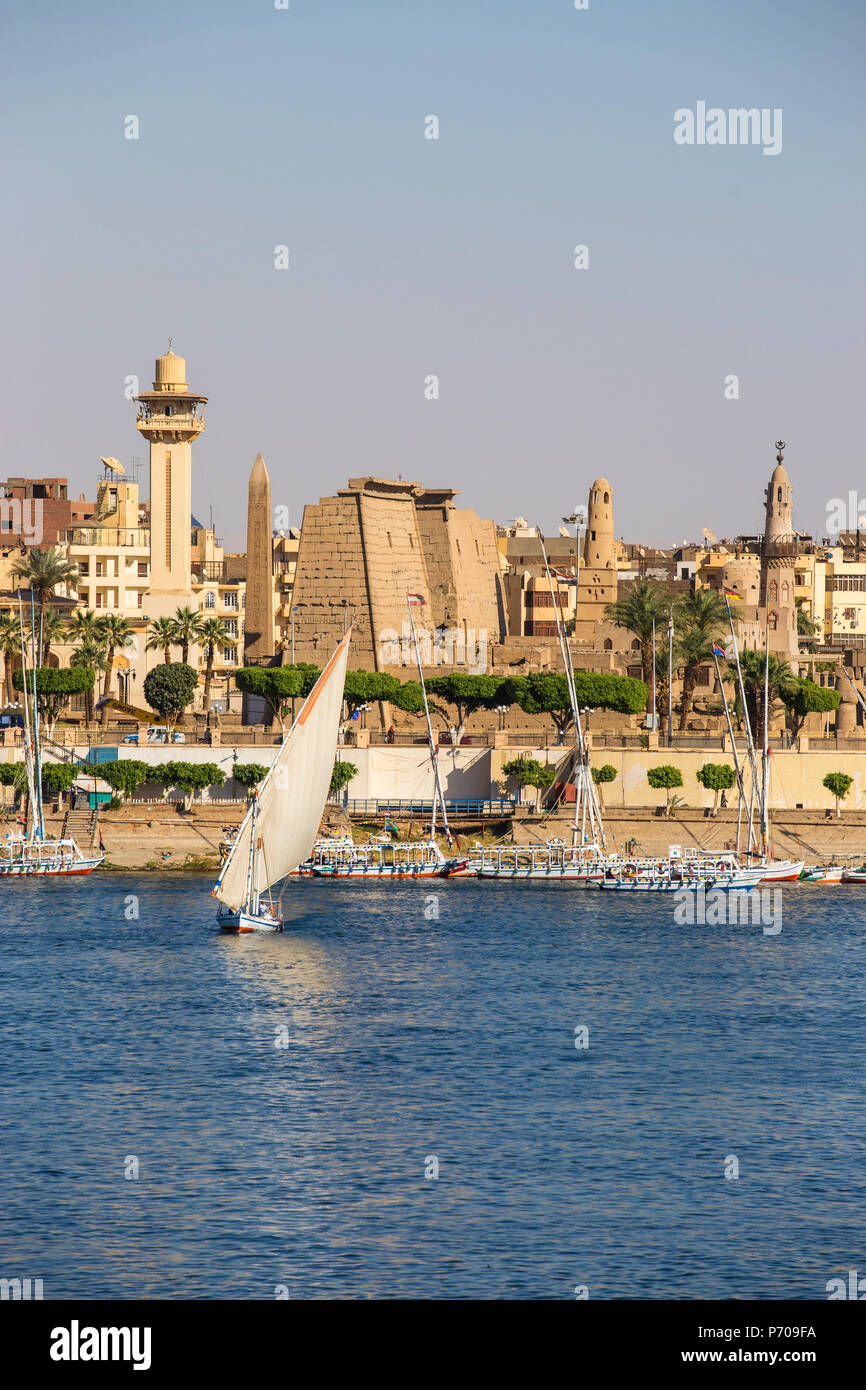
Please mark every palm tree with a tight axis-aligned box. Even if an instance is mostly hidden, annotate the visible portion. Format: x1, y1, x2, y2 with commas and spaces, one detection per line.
38, 608, 69, 666
199, 617, 238, 727
70, 638, 109, 725
725, 648, 798, 745
605, 580, 671, 688
673, 590, 733, 731
10, 547, 79, 608
97, 614, 135, 719
0, 613, 22, 704
170, 605, 206, 664
68, 608, 103, 646
146, 616, 176, 665
796, 598, 821, 651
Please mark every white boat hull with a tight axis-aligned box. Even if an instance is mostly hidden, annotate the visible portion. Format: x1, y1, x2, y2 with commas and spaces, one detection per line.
217, 908, 283, 933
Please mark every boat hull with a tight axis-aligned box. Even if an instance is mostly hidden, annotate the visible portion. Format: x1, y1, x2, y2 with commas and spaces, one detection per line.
217, 909, 283, 933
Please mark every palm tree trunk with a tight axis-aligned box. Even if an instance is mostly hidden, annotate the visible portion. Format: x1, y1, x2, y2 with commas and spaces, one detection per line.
203, 648, 215, 728
164, 646, 171, 664
182, 643, 189, 664
679, 672, 696, 732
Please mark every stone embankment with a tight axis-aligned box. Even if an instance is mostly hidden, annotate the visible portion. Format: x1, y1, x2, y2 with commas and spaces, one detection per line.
31, 803, 866, 871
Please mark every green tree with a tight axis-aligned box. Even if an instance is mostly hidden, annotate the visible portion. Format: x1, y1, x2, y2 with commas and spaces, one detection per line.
501, 756, 554, 808
98, 759, 152, 801
389, 679, 426, 716
696, 761, 737, 813
724, 649, 798, 745
343, 670, 401, 718
646, 763, 684, 812
673, 589, 733, 731
605, 579, 671, 688
146, 616, 176, 665
10, 546, 79, 616
40, 762, 78, 800
37, 608, 69, 666
0, 613, 21, 704
97, 613, 135, 720
781, 679, 841, 738
823, 771, 853, 818
591, 762, 618, 807
330, 759, 358, 800
424, 673, 506, 744
143, 663, 199, 732
232, 762, 269, 796
171, 605, 206, 664
154, 759, 226, 808
796, 598, 822, 649
13, 665, 96, 731
70, 640, 109, 723
199, 617, 238, 727
504, 671, 647, 742
234, 664, 320, 731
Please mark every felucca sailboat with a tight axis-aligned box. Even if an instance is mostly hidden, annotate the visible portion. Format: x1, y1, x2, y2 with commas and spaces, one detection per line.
212, 627, 352, 931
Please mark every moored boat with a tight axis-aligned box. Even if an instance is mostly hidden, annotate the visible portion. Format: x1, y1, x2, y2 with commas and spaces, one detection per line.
801, 865, 845, 883
841, 865, 866, 884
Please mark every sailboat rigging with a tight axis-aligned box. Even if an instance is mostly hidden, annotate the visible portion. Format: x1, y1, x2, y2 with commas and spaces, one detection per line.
211, 626, 352, 931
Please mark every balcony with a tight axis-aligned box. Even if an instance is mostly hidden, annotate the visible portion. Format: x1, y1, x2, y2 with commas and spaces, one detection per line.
136, 410, 205, 440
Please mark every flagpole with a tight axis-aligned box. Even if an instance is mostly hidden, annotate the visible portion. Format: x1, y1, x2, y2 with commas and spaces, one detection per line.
407, 596, 451, 846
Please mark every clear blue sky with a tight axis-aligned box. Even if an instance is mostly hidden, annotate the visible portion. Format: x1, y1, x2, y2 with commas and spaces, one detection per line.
2, 0, 864, 548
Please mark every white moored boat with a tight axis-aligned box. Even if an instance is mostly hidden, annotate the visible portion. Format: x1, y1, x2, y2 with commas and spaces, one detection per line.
212, 628, 352, 932
801, 865, 844, 883
304, 835, 469, 878
0, 835, 103, 877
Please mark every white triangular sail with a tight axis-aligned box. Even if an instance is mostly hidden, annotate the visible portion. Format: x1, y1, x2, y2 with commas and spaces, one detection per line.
213, 629, 351, 911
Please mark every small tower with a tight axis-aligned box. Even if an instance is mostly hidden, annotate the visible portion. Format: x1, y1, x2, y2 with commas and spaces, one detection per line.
583, 477, 615, 570
759, 441, 798, 658
135, 344, 207, 616
574, 476, 617, 643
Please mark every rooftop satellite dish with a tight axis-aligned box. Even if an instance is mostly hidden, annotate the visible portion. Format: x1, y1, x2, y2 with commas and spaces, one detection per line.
702, 527, 717, 545
557, 525, 570, 538
100, 457, 126, 476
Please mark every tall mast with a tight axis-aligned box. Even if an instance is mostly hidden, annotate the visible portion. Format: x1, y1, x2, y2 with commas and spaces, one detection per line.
710, 646, 754, 855
538, 532, 605, 851
761, 616, 770, 860
16, 590, 39, 842
407, 596, 451, 846
725, 592, 760, 853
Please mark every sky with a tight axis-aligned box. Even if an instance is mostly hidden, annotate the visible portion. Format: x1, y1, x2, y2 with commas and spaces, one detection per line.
2, 0, 864, 550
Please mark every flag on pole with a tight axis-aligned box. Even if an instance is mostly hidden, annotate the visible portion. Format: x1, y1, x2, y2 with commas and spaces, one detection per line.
407, 593, 426, 606
723, 587, 744, 601
712, 643, 727, 658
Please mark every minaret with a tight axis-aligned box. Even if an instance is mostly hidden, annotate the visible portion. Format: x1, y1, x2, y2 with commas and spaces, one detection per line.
135, 343, 206, 617
760, 441, 798, 657
574, 477, 617, 642
583, 477, 615, 570
244, 453, 274, 665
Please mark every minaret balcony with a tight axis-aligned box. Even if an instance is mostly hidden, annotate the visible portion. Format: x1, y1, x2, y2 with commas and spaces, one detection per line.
135, 410, 205, 440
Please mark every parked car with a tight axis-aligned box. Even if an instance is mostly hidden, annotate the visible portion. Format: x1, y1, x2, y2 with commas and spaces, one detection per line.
145, 726, 185, 745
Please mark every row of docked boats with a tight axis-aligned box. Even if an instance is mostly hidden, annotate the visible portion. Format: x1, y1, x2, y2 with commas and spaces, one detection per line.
284, 833, 826, 889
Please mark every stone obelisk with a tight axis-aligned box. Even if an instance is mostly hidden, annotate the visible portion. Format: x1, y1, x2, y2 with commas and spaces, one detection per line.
243, 453, 273, 722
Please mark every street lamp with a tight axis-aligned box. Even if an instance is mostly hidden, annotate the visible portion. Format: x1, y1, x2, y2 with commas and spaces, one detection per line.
495, 703, 508, 731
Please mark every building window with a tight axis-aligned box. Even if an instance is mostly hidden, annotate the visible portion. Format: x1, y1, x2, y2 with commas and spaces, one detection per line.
79, 561, 89, 577
204, 591, 215, 609
138, 561, 147, 577
223, 593, 238, 611
137, 593, 144, 609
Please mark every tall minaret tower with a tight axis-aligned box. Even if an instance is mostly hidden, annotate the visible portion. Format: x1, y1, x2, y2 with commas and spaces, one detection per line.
135, 344, 207, 618
760, 440, 798, 658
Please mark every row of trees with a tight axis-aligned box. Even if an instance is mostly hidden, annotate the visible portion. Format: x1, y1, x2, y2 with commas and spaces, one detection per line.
603, 581, 841, 737
235, 666, 648, 742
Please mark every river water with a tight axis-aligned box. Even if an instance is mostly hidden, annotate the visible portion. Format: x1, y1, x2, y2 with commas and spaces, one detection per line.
1, 874, 864, 1299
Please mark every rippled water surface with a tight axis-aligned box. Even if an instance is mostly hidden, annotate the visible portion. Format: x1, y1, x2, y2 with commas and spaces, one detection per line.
1, 874, 865, 1299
